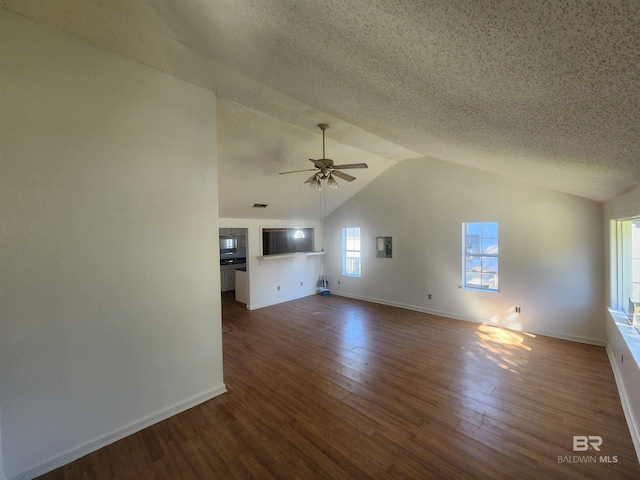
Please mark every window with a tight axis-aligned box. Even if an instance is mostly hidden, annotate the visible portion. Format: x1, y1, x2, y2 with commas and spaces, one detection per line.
463, 222, 498, 291
343, 227, 361, 277
610, 217, 640, 327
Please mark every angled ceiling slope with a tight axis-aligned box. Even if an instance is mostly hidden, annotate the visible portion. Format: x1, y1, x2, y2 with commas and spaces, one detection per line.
217, 98, 411, 220
4, 0, 640, 202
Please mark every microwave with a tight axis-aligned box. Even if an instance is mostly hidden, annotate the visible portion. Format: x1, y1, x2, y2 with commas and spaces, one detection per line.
219, 236, 238, 253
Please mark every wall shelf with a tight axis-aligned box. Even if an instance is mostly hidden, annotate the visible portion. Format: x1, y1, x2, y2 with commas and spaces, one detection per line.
257, 251, 324, 261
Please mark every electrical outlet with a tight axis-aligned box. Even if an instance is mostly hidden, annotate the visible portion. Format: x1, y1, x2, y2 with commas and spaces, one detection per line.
428, 294, 432, 300
300, 281, 303, 286
338, 280, 341, 285
277, 286, 280, 291
515, 306, 521, 313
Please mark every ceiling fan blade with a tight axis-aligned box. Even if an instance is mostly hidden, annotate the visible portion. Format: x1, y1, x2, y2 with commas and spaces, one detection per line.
332, 163, 368, 170
280, 168, 317, 175
331, 170, 356, 182
309, 158, 324, 168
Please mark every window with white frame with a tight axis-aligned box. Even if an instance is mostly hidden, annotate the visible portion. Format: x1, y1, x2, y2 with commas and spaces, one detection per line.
343, 227, 361, 277
463, 222, 499, 291
610, 217, 640, 328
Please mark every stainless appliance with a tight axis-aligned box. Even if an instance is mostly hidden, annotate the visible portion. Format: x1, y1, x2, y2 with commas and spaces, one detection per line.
219, 236, 238, 254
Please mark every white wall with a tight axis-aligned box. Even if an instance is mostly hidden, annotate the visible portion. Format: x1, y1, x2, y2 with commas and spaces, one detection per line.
220, 218, 324, 310
325, 157, 605, 344
0, 11, 224, 480
604, 186, 640, 460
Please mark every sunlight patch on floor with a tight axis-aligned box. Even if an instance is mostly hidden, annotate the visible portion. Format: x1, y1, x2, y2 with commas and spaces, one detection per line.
470, 323, 536, 374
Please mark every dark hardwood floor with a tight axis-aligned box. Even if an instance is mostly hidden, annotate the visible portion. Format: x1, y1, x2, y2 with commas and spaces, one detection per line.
38, 292, 640, 479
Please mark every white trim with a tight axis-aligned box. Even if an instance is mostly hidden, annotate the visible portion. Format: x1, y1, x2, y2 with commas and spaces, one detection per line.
460, 285, 500, 295
248, 291, 317, 311
609, 308, 640, 366
607, 309, 640, 463
331, 290, 606, 346
606, 343, 640, 463
9, 385, 227, 480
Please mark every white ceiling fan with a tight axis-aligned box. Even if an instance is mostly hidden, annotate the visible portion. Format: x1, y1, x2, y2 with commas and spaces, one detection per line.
280, 124, 368, 189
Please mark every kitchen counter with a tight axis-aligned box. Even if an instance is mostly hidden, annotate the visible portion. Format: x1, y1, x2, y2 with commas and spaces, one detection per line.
220, 257, 246, 266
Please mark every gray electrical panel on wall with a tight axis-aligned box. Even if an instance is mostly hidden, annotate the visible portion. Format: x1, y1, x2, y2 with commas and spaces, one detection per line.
376, 236, 393, 258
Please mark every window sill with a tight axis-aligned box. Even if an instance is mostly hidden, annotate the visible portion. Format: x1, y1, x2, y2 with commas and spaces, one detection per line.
608, 308, 640, 368
459, 286, 500, 295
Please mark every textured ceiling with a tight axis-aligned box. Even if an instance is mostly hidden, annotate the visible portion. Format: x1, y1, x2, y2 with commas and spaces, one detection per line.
4, 0, 640, 214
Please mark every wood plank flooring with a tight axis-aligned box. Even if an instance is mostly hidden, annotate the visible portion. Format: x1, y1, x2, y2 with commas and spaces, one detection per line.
38, 292, 640, 479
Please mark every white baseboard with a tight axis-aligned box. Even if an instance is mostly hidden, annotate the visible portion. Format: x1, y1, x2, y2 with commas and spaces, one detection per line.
10, 384, 227, 480
331, 291, 606, 346
248, 290, 317, 310
606, 344, 640, 463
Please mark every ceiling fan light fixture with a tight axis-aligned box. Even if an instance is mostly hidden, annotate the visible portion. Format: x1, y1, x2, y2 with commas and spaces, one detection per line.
327, 175, 339, 189
310, 175, 322, 190
279, 123, 367, 188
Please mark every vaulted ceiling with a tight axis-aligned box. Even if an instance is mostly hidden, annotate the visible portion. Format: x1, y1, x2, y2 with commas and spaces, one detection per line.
4, 1, 640, 219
